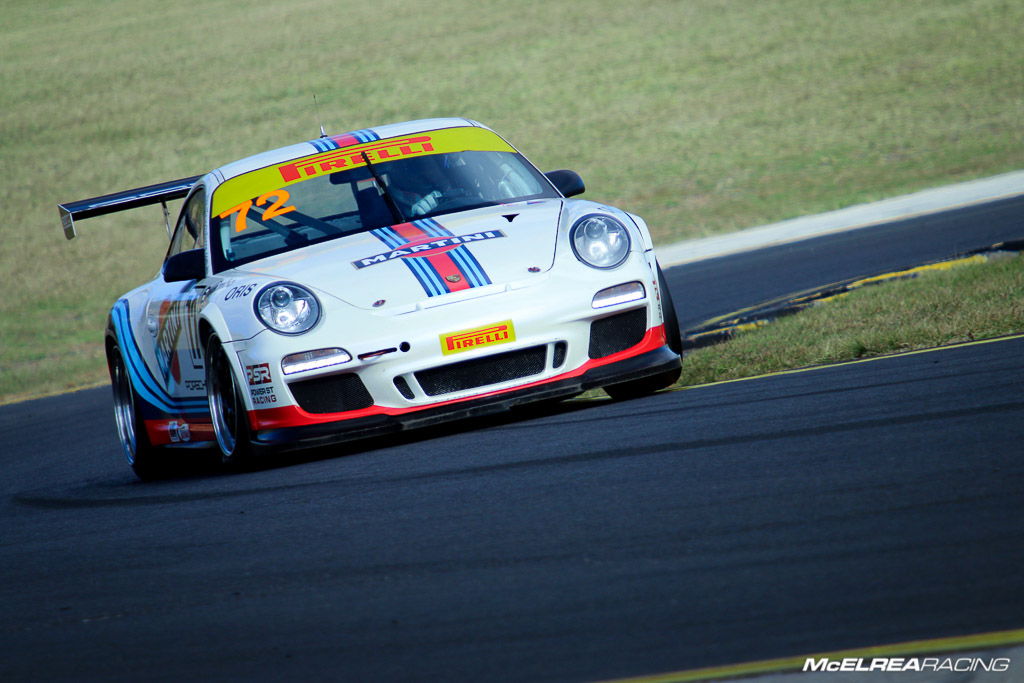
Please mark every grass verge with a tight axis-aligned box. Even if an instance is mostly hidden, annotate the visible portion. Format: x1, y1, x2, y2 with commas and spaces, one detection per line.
675, 254, 1024, 387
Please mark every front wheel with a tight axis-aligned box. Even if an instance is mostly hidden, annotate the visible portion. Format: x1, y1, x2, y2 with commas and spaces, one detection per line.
109, 343, 168, 480
604, 263, 682, 401
205, 337, 253, 465
658, 263, 683, 356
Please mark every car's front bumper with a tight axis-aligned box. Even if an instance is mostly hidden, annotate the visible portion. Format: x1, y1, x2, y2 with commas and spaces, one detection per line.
248, 338, 679, 452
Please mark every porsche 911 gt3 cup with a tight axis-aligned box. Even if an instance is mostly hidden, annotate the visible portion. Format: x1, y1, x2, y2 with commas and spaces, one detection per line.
59, 118, 681, 479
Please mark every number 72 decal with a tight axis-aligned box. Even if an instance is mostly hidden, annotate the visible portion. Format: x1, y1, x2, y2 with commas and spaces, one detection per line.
217, 189, 296, 232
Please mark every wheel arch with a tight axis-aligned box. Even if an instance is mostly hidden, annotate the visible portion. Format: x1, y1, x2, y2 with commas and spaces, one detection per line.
104, 311, 132, 383
104, 323, 119, 366
198, 317, 254, 414
198, 318, 217, 360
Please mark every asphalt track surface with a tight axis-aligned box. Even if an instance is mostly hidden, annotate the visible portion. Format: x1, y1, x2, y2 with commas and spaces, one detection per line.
2, 195, 1022, 682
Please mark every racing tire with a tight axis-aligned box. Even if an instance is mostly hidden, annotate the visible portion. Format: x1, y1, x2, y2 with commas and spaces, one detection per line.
604, 263, 682, 401
206, 337, 254, 466
109, 343, 169, 481
658, 263, 683, 356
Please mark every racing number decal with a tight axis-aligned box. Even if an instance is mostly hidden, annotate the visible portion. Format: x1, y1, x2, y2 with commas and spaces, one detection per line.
218, 200, 252, 232
217, 189, 296, 232
258, 191, 297, 221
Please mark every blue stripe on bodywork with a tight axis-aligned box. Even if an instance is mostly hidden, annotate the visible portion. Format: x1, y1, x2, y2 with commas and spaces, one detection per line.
366, 216, 496, 296
416, 219, 493, 287
309, 137, 334, 153
376, 227, 446, 295
307, 128, 381, 153
370, 227, 447, 297
308, 129, 380, 150
111, 300, 207, 415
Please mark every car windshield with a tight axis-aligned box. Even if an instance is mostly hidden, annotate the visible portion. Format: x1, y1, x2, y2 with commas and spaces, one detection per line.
209, 129, 559, 271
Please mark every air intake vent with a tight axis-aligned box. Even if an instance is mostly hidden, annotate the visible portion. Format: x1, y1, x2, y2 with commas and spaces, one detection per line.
589, 308, 647, 359
552, 341, 568, 368
393, 375, 415, 400
415, 346, 547, 397
288, 373, 374, 414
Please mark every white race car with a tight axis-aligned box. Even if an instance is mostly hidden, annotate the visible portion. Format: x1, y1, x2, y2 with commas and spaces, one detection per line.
60, 118, 681, 479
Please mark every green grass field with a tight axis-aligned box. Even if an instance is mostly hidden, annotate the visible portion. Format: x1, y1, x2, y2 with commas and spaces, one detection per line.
675, 253, 1024, 388
2, 0, 1022, 402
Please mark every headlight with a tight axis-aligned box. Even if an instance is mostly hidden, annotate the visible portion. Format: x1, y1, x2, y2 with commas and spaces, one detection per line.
570, 214, 631, 269
592, 281, 646, 308
281, 348, 351, 374
254, 283, 321, 335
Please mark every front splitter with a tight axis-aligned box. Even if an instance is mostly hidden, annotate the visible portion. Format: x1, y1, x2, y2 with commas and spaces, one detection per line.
251, 345, 680, 453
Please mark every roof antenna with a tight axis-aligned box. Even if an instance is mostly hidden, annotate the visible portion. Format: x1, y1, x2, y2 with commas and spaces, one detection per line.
313, 94, 327, 138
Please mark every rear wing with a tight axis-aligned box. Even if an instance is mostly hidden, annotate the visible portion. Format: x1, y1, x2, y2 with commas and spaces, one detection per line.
58, 175, 202, 240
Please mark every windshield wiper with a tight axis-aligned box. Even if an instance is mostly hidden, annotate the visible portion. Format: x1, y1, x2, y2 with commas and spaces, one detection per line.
361, 152, 405, 224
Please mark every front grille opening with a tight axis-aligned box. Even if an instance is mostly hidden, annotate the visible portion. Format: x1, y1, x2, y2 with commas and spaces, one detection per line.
393, 375, 415, 400
415, 345, 547, 397
552, 341, 568, 369
288, 372, 374, 414
589, 308, 647, 359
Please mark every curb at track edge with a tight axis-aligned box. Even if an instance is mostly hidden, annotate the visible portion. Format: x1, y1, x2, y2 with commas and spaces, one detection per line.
568, 333, 1024, 403
666, 332, 1024, 393
680, 241, 1024, 352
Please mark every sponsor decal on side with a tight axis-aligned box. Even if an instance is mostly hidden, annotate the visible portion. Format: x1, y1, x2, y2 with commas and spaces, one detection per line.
111, 300, 208, 416
167, 420, 191, 443
154, 284, 205, 389
144, 418, 215, 445
246, 363, 277, 405
354, 230, 505, 269
250, 386, 278, 406
224, 283, 257, 301
440, 320, 516, 355
246, 363, 272, 385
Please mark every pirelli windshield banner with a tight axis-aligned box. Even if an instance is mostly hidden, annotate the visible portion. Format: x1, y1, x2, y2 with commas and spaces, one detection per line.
212, 127, 515, 215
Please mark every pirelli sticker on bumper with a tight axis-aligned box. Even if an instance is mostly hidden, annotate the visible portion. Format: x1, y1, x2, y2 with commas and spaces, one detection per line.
440, 320, 515, 355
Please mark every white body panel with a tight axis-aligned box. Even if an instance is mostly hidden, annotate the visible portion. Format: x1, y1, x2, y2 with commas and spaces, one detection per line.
96, 118, 679, 457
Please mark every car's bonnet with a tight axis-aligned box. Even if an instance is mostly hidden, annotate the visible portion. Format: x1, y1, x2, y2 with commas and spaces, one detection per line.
232, 200, 563, 310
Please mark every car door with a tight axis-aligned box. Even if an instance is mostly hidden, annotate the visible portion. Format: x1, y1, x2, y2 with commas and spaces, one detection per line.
146, 186, 209, 402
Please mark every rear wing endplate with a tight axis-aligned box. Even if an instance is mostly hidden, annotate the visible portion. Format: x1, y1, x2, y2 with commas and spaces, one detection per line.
58, 175, 202, 240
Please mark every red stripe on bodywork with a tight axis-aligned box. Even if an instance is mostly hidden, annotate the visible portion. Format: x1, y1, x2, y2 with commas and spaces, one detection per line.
249, 324, 669, 431
328, 133, 361, 149
144, 419, 215, 446
391, 223, 471, 292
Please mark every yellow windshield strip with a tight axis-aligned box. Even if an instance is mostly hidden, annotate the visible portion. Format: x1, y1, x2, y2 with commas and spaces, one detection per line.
212, 127, 514, 215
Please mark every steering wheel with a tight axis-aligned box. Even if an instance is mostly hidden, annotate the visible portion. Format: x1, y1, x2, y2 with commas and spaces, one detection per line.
431, 188, 477, 211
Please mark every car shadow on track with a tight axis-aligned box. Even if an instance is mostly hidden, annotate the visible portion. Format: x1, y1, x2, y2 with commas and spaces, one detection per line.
107, 396, 611, 486
223, 397, 605, 476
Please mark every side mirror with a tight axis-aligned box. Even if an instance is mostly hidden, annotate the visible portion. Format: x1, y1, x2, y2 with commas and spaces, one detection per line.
163, 248, 206, 282
544, 169, 586, 198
